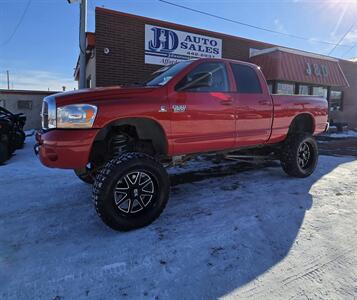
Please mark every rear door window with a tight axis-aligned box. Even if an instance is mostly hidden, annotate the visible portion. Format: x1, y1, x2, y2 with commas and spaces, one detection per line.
231, 63, 262, 94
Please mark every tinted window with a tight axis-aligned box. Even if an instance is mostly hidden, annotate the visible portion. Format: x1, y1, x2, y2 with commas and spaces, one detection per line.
175, 62, 229, 92
231, 64, 262, 94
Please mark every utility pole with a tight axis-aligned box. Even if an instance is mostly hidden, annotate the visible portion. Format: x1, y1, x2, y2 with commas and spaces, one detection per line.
6, 70, 10, 90
67, 0, 87, 89
79, 0, 87, 89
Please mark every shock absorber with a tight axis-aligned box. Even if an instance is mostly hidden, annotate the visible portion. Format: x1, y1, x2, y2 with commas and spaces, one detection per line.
110, 134, 130, 157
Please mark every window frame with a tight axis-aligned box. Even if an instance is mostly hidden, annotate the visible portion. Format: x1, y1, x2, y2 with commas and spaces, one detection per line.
17, 100, 33, 110
276, 81, 296, 95
311, 86, 328, 98
329, 90, 343, 112
297, 84, 310, 95
174, 61, 230, 93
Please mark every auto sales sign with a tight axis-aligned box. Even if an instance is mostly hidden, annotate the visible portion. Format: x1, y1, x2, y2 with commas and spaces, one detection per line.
145, 24, 222, 65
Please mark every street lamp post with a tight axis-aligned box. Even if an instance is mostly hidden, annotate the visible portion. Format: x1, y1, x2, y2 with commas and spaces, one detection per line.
67, 0, 87, 89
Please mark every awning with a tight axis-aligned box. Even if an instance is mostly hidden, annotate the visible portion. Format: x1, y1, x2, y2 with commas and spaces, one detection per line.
250, 47, 349, 87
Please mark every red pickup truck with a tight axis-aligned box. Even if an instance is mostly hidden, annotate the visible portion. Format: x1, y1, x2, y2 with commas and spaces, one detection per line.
36, 58, 328, 231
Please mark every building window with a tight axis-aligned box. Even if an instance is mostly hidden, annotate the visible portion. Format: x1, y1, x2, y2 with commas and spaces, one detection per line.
230, 63, 262, 94
329, 90, 343, 111
312, 86, 328, 98
17, 100, 33, 110
298, 85, 310, 95
277, 82, 295, 95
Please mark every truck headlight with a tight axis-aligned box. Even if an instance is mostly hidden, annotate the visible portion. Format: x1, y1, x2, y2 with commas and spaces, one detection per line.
57, 104, 97, 128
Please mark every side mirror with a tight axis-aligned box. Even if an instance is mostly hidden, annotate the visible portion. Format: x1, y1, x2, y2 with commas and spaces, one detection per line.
178, 72, 213, 91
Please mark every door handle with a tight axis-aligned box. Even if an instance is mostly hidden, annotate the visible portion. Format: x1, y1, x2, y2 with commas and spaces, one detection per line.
220, 99, 233, 105
258, 100, 271, 105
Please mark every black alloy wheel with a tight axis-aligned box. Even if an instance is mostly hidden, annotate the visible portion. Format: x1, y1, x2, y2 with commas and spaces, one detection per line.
114, 170, 158, 214
93, 152, 170, 231
297, 141, 313, 170
281, 133, 318, 178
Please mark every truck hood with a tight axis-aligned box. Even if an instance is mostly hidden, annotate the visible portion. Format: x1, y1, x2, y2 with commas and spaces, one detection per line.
54, 85, 159, 106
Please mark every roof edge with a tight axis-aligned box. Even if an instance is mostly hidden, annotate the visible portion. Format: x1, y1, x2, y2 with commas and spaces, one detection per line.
0, 89, 60, 95
250, 47, 339, 62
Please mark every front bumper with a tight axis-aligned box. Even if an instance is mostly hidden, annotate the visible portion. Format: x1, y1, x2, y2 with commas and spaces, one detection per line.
35, 129, 99, 169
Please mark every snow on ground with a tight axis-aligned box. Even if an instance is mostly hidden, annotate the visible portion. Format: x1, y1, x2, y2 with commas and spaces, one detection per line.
324, 130, 357, 139
0, 138, 357, 300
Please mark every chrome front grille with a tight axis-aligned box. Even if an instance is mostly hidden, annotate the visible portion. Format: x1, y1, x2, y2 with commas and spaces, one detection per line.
41, 96, 56, 130
41, 100, 48, 129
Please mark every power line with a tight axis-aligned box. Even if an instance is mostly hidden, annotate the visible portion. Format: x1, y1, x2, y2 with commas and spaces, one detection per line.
158, 0, 353, 48
342, 42, 357, 58
0, 0, 32, 47
328, 20, 357, 55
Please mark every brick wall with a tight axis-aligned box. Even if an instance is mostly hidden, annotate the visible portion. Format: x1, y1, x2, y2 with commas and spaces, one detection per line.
331, 59, 357, 129
94, 7, 357, 129
95, 7, 274, 87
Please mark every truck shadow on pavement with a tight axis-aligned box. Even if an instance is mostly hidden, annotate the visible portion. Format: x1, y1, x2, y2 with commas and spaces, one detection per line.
147, 161, 317, 299
0, 145, 352, 299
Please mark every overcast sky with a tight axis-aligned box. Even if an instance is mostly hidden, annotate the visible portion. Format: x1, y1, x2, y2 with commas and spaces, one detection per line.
1, 0, 357, 91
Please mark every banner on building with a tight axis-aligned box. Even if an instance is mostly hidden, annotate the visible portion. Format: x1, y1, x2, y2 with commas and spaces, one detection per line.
145, 24, 222, 65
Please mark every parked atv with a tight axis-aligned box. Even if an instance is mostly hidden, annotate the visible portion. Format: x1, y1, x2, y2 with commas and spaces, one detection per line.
0, 106, 27, 164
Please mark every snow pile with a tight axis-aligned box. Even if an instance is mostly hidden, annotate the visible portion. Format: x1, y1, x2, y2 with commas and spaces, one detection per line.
0, 137, 356, 299
326, 130, 357, 138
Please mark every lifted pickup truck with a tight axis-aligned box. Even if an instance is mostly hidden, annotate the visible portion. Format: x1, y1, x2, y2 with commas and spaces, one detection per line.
36, 58, 328, 231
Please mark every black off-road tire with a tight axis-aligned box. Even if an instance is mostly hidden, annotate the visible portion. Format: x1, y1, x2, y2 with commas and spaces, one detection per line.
280, 132, 318, 178
0, 142, 9, 165
93, 152, 170, 231
14, 130, 26, 149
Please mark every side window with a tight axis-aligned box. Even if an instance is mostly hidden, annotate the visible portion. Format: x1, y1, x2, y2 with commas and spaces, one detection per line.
231, 63, 262, 94
329, 90, 343, 111
17, 100, 33, 110
175, 62, 229, 92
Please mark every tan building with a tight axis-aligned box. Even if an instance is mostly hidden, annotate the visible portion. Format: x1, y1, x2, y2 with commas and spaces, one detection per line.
0, 89, 58, 130
75, 7, 357, 129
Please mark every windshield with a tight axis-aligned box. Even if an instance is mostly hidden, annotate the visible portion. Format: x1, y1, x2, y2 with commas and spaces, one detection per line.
144, 60, 193, 87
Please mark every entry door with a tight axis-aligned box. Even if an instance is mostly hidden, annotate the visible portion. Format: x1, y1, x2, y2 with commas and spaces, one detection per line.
230, 63, 273, 146
170, 61, 236, 155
